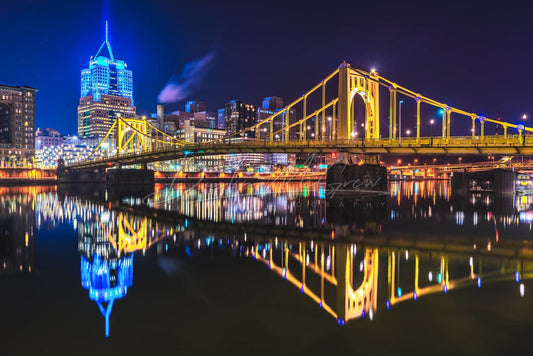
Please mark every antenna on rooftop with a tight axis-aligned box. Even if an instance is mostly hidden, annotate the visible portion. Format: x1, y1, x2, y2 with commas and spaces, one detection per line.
95, 20, 115, 61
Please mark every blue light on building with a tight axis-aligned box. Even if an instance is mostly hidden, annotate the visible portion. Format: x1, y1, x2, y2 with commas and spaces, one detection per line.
80, 21, 133, 104
78, 21, 136, 138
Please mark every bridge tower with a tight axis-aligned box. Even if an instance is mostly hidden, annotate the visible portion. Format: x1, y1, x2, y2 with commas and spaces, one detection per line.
116, 117, 151, 155
327, 62, 387, 192
337, 62, 380, 141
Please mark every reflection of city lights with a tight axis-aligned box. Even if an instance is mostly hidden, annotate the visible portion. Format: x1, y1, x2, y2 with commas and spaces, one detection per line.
428, 271, 433, 282
520, 283, 525, 297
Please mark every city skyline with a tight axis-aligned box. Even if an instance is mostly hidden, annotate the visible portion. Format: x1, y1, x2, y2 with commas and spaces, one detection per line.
2, 1, 533, 135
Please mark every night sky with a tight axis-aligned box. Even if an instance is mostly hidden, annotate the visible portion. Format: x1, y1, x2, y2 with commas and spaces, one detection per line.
1, 0, 533, 135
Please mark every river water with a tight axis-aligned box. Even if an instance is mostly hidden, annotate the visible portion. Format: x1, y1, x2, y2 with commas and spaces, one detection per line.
0, 181, 532, 355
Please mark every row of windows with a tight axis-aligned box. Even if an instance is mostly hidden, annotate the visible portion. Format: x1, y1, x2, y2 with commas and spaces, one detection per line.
0, 149, 32, 155
8, 103, 34, 109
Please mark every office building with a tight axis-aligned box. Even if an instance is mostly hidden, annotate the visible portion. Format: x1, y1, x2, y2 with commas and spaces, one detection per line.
78, 22, 136, 138
185, 101, 206, 113
35, 128, 63, 149
0, 84, 37, 164
223, 100, 257, 139
177, 119, 226, 171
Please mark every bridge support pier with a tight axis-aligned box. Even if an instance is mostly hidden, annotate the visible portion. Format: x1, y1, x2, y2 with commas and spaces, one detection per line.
326, 153, 387, 193
106, 169, 154, 185
58, 165, 154, 186
451, 169, 516, 195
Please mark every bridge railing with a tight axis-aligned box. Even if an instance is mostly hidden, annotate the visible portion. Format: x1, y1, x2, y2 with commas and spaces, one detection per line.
67, 134, 533, 169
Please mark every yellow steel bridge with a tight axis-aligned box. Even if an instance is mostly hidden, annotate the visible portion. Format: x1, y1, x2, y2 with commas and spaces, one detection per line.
68, 62, 533, 170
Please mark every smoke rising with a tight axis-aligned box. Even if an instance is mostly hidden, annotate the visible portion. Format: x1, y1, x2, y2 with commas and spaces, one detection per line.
157, 51, 215, 104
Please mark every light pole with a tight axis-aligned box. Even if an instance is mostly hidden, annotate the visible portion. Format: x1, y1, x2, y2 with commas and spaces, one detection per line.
406, 129, 411, 138
399, 100, 404, 144
327, 116, 332, 140
430, 119, 435, 144
522, 114, 527, 163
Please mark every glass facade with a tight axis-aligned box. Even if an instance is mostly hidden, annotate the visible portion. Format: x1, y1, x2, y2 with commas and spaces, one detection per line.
78, 22, 136, 138
81, 56, 133, 105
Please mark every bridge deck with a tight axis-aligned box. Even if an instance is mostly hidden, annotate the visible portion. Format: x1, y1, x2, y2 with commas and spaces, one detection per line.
68, 135, 533, 170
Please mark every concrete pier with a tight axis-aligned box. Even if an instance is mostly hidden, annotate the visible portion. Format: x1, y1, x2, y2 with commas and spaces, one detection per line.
57, 169, 106, 184
57, 159, 154, 186
326, 154, 387, 193
451, 169, 516, 196
106, 168, 154, 185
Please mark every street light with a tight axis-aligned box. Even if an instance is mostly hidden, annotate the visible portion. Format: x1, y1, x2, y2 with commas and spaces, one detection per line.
406, 129, 411, 137
430, 119, 435, 137
399, 100, 404, 143
327, 116, 332, 140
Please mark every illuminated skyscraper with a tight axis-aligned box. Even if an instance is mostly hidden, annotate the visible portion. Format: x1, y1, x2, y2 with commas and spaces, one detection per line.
224, 100, 257, 139
0, 84, 37, 164
77, 22, 136, 138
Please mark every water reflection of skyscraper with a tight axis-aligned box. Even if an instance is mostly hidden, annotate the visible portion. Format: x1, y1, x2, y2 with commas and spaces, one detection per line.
30, 188, 533, 335
78, 211, 135, 338
0, 189, 39, 274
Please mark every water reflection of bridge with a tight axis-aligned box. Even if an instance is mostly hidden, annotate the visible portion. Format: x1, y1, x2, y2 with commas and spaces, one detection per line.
35, 191, 533, 332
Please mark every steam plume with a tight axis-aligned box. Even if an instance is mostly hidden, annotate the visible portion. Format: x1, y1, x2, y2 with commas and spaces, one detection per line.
158, 51, 215, 103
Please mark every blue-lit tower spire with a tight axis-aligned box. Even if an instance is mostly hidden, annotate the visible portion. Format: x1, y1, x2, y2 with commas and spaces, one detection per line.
80, 21, 133, 103
95, 21, 115, 61
78, 21, 136, 138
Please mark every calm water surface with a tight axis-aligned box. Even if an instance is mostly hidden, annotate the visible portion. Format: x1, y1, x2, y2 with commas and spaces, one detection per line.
1, 181, 532, 355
